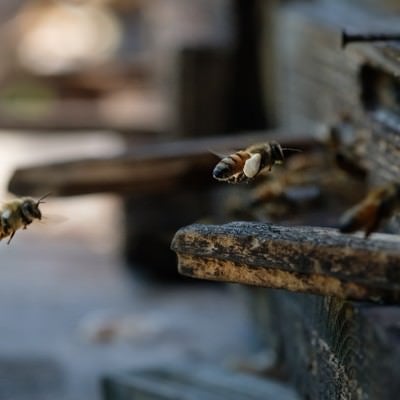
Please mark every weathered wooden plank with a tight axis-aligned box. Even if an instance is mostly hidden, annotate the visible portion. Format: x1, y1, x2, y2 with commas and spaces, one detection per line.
8, 132, 315, 197
171, 222, 400, 302
102, 364, 300, 400
275, 1, 400, 151
274, 0, 400, 207
275, 2, 364, 132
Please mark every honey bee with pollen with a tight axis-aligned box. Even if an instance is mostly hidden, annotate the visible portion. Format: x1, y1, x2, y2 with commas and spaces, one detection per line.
212, 141, 299, 184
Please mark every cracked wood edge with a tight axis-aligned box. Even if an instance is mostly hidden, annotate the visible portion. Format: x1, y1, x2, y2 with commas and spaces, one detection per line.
171, 222, 400, 302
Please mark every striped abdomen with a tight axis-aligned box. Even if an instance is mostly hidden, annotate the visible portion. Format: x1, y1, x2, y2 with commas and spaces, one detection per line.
212, 151, 250, 183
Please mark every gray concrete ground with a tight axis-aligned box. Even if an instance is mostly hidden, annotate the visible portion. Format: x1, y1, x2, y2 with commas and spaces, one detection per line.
0, 197, 254, 400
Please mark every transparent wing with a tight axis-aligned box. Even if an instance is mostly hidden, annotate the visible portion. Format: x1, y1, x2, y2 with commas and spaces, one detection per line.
41, 213, 68, 224
208, 149, 236, 159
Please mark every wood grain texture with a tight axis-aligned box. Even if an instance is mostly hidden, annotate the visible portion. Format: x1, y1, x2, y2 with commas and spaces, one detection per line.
171, 222, 400, 302
276, 1, 400, 189
275, 2, 363, 133
8, 132, 315, 197
253, 290, 400, 400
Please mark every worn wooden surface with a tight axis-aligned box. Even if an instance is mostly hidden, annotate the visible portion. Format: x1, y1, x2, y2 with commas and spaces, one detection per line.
276, 1, 400, 189
247, 288, 400, 400
277, 1, 400, 127
276, 2, 362, 133
172, 222, 400, 303
8, 132, 315, 197
216, 3, 400, 400
102, 364, 299, 400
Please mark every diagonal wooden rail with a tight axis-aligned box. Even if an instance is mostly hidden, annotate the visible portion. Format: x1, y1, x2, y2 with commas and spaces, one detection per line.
171, 222, 400, 303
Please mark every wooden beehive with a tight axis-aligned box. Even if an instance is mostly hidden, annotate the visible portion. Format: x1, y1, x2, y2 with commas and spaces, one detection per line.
171, 1, 400, 398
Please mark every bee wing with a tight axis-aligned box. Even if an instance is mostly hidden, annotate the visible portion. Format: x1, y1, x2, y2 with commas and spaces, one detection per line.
209, 149, 235, 159
41, 213, 68, 224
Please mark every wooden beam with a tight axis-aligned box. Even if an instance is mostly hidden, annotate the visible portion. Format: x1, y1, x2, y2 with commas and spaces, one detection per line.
8, 132, 316, 197
171, 222, 400, 303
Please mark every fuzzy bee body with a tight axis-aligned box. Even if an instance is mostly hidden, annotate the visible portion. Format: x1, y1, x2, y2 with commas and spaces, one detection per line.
339, 183, 400, 237
0, 194, 49, 244
212, 141, 285, 183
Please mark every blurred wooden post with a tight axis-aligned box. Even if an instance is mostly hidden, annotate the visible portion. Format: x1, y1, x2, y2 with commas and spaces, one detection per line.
175, 46, 233, 137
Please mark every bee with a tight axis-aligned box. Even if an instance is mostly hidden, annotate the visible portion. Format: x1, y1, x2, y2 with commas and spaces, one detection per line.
212, 141, 298, 184
0, 193, 50, 244
339, 183, 400, 237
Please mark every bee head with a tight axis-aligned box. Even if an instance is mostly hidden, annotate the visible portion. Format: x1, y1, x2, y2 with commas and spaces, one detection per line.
270, 142, 285, 163
21, 199, 42, 221
21, 193, 50, 222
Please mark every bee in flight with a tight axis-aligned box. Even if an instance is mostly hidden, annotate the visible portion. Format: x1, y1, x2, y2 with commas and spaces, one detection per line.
339, 183, 400, 237
212, 141, 299, 184
0, 193, 50, 244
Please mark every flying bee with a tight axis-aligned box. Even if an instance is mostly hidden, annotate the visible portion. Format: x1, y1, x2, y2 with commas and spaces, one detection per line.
212, 141, 299, 184
0, 193, 50, 244
339, 183, 400, 237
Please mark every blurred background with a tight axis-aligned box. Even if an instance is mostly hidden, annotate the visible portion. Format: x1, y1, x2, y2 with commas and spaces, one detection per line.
0, 1, 269, 399
2, 0, 397, 399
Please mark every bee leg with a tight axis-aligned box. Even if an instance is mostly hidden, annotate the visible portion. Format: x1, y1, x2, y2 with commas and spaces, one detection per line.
1, 217, 10, 236
7, 231, 15, 245
21, 215, 31, 227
